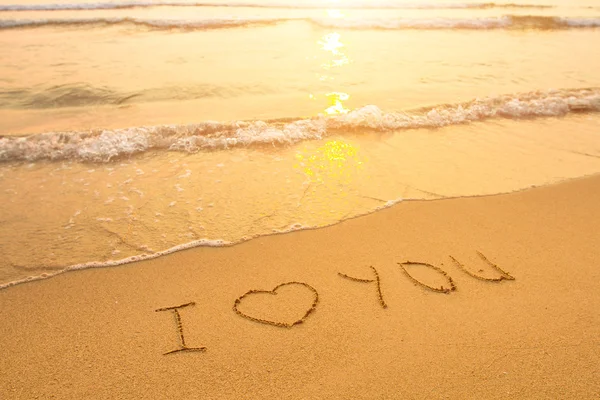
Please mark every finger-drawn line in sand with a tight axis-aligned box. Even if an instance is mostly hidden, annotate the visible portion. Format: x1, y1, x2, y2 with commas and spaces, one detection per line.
148, 252, 514, 353
449, 251, 515, 282
338, 266, 387, 308
398, 261, 457, 294
233, 281, 319, 328
155, 302, 207, 355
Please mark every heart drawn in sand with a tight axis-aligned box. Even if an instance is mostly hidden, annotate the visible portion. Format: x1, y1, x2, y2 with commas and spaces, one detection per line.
233, 281, 319, 328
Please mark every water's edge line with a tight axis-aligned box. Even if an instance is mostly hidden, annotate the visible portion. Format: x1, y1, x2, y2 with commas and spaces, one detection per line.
2, 171, 599, 291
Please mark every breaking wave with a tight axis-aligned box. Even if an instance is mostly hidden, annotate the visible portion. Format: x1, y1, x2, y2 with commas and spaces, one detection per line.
2, 88, 599, 163
0, 1, 555, 12
2, 15, 600, 31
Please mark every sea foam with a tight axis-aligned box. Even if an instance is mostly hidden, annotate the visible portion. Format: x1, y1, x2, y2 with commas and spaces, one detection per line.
2, 15, 600, 31
1, 88, 599, 163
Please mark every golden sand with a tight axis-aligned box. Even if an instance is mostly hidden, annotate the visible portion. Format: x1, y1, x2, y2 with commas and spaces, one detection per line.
1, 174, 599, 399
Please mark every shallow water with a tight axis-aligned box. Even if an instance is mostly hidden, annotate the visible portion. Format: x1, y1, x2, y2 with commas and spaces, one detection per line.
1, 0, 600, 287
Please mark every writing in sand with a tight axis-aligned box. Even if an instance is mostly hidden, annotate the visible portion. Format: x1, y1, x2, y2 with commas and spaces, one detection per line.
154, 251, 515, 355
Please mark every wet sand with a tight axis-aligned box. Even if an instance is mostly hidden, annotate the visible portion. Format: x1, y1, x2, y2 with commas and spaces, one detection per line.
1, 174, 599, 399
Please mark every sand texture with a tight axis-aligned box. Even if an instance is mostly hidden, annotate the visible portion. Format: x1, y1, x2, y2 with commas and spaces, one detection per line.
1, 175, 599, 399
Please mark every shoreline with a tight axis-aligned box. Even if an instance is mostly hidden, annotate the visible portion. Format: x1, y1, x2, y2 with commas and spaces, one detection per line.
1, 173, 599, 399
2, 171, 600, 292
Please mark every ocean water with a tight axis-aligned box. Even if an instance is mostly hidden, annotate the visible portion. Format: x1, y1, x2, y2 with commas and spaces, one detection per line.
1, 0, 600, 288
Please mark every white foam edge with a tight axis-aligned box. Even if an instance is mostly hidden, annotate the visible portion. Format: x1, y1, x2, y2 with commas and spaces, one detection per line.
2, 88, 600, 163
0, 238, 230, 290
0, 196, 407, 291
5, 167, 599, 292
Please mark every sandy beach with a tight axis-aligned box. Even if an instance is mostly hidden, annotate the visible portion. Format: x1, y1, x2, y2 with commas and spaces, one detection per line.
1, 174, 599, 399
2, 0, 600, 398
